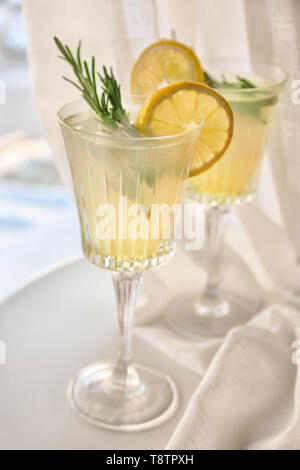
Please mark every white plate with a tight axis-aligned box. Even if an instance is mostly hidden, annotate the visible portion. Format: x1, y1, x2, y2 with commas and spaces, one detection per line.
0, 256, 199, 450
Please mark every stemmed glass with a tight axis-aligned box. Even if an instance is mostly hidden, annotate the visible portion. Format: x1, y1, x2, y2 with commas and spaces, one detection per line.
58, 98, 201, 431
166, 60, 287, 339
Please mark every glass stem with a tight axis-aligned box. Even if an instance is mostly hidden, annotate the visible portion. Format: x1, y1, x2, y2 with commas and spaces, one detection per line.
203, 206, 230, 297
111, 272, 143, 393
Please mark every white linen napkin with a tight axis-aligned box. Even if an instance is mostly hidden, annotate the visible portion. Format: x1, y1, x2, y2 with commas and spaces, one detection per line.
135, 230, 265, 375
133, 209, 300, 449
167, 303, 300, 450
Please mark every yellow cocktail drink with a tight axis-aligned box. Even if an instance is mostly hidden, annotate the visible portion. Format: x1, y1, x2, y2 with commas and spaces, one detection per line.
59, 101, 199, 272
189, 86, 278, 205
166, 63, 287, 340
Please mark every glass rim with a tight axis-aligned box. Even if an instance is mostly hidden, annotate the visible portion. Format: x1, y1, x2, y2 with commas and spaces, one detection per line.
57, 98, 204, 143
200, 59, 288, 93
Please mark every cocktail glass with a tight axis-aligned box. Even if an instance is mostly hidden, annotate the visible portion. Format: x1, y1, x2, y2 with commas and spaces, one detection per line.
165, 60, 287, 339
58, 98, 201, 430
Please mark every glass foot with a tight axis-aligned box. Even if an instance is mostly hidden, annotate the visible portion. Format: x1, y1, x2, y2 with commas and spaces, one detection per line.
165, 290, 254, 339
69, 361, 178, 431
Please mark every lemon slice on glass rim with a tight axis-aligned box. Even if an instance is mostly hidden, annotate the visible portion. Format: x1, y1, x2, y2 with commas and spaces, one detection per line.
131, 39, 204, 97
135, 81, 234, 177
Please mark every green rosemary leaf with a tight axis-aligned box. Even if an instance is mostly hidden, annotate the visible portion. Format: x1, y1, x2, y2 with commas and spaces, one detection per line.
76, 41, 82, 72
62, 76, 83, 91
54, 37, 68, 59
236, 76, 256, 89
83, 60, 91, 83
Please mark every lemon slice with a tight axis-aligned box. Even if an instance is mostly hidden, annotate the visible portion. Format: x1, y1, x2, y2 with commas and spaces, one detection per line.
135, 81, 234, 177
131, 39, 204, 97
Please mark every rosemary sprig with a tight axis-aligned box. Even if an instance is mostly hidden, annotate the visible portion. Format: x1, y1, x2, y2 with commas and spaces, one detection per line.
54, 37, 139, 136
204, 70, 277, 124
204, 70, 256, 89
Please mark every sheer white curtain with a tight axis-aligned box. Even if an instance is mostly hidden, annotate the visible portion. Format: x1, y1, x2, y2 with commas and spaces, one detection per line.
244, 0, 300, 267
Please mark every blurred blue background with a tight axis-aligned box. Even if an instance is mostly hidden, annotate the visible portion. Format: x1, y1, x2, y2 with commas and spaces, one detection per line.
0, 0, 80, 300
